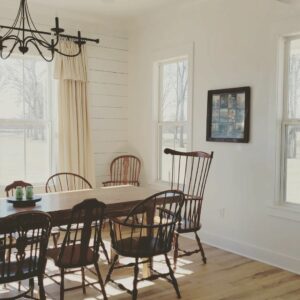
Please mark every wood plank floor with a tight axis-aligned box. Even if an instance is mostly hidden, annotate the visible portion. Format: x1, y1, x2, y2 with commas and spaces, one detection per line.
2, 236, 300, 300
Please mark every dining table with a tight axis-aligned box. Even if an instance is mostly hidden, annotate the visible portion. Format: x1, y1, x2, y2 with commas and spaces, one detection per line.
0, 185, 163, 277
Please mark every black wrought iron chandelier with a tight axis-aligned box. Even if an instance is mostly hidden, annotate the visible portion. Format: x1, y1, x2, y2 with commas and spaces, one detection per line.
0, 0, 99, 62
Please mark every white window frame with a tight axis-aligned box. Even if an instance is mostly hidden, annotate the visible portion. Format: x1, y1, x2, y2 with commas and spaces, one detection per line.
0, 55, 56, 187
279, 36, 300, 205
152, 43, 194, 185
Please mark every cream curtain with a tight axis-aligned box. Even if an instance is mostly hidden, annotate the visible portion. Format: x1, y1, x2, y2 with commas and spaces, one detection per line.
54, 40, 95, 186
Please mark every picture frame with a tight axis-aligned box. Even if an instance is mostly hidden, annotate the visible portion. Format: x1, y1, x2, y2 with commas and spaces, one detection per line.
206, 87, 250, 143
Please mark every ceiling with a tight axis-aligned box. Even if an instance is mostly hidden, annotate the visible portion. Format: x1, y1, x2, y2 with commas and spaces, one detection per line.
28, 0, 187, 18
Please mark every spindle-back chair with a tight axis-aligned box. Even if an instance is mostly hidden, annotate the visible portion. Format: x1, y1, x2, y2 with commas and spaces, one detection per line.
5, 181, 32, 197
45, 172, 92, 193
103, 155, 141, 187
46, 199, 107, 300
0, 211, 52, 299
45, 173, 109, 260
164, 148, 213, 268
106, 190, 185, 300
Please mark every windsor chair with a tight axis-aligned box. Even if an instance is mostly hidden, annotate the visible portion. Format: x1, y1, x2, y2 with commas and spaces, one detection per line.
45, 172, 110, 262
103, 155, 141, 187
106, 190, 185, 300
0, 211, 52, 299
46, 199, 107, 300
164, 148, 213, 269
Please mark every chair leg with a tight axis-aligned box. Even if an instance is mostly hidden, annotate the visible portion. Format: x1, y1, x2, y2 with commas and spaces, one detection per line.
29, 278, 34, 297
195, 232, 206, 264
105, 254, 119, 284
60, 268, 65, 300
38, 275, 46, 300
94, 262, 108, 300
132, 258, 139, 300
173, 232, 179, 270
165, 254, 181, 298
100, 238, 110, 263
52, 232, 60, 249
81, 267, 86, 294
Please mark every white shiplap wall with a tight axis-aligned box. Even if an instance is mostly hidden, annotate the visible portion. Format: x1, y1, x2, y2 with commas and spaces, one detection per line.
86, 35, 129, 186
0, 6, 130, 190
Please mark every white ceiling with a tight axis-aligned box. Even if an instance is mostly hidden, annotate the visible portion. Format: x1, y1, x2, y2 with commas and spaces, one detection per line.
28, 0, 186, 18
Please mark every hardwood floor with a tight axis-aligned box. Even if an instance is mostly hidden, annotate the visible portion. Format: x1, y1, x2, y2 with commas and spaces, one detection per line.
2, 236, 300, 299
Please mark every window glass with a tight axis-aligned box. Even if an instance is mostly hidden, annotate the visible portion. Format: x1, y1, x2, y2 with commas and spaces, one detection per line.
0, 56, 54, 185
158, 58, 189, 182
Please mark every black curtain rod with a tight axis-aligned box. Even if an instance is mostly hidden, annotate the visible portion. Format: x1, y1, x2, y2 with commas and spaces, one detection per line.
0, 25, 99, 44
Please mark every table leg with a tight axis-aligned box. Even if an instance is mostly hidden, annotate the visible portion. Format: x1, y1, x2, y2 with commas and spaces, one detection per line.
141, 208, 154, 278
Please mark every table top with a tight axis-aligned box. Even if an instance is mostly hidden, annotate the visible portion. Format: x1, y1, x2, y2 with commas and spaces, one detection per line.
0, 185, 161, 219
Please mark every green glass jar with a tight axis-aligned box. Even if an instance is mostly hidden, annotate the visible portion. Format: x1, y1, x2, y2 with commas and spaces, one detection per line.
15, 186, 24, 200
25, 186, 34, 200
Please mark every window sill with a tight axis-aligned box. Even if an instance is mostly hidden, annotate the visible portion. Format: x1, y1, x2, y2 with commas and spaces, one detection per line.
268, 203, 300, 222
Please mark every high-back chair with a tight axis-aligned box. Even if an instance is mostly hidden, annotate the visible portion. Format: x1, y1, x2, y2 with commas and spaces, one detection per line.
5, 180, 32, 197
45, 172, 92, 193
46, 199, 107, 300
106, 190, 185, 300
164, 148, 213, 268
103, 155, 141, 187
0, 211, 52, 299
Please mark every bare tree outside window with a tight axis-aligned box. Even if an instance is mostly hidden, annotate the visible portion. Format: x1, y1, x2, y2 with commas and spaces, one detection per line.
283, 38, 300, 204
158, 58, 189, 182
0, 56, 54, 186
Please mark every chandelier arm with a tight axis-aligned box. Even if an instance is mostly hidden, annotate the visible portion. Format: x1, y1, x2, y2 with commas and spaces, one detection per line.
0, 40, 19, 59
30, 40, 54, 62
24, 36, 52, 50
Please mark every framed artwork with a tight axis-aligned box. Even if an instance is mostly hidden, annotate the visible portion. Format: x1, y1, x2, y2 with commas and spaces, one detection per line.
206, 87, 250, 143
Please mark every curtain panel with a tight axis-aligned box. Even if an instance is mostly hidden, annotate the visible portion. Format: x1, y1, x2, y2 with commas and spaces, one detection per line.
54, 41, 95, 187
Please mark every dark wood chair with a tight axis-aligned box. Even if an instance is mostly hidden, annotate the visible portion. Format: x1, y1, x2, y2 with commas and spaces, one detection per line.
164, 148, 213, 269
106, 190, 185, 300
46, 199, 108, 300
5, 180, 32, 197
45, 172, 92, 193
103, 155, 141, 187
45, 173, 109, 262
0, 211, 52, 300
5, 181, 60, 250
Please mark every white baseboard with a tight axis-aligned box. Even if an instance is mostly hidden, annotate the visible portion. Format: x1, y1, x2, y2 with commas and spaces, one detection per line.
184, 230, 300, 275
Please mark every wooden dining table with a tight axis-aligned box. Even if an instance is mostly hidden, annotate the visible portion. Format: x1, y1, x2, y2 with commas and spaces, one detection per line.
0, 185, 162, 277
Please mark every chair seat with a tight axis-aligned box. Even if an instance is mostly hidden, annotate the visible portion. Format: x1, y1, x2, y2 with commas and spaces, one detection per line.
112, 236, 170, 258
0, 257, 39, 284
47, 245, 98, 268
176, 220, 202, 233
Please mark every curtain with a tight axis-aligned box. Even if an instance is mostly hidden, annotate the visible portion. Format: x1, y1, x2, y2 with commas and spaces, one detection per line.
54, 40, 95, 187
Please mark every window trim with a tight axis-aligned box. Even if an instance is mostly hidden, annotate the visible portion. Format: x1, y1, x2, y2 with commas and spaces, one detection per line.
279, 36, 300, 205
152, 43, 194, 185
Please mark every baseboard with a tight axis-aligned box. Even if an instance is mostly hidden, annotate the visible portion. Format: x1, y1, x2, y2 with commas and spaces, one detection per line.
183, 230, 300, 275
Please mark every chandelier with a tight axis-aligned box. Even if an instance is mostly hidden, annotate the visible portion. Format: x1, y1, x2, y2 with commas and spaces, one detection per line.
0, 0, 99, 62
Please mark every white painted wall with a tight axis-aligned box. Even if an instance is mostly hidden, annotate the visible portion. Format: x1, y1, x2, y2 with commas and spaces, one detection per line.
0, 4, 130, 190
127, 0, 300, 273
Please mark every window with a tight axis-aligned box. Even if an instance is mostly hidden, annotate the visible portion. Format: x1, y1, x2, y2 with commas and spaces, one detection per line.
157, 57, 191, 182
282, 37, 300, 204
0, 56, 55, 185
